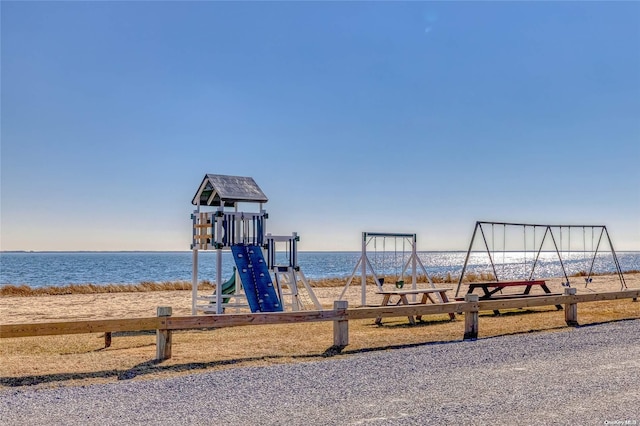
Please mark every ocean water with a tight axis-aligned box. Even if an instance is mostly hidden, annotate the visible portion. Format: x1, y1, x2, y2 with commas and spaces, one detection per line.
1, 251, 638, 288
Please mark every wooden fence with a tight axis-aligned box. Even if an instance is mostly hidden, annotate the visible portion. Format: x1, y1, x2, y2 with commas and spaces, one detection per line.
1, 289, 637, 361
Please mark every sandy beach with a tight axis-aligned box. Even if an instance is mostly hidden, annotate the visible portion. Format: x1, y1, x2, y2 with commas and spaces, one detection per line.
1, 274, 637, 324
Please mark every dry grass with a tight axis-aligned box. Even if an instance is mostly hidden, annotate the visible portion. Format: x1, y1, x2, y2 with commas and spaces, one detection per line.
0, 281, 214, 297
5, 270, 637, 296
1, 273, 638, 389
0, 272, 498, 296
571, 269, 640, 277
1, 300, 638, 389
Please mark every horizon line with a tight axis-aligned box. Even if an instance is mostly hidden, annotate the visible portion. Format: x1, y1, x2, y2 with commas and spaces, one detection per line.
2, 249, 639, 254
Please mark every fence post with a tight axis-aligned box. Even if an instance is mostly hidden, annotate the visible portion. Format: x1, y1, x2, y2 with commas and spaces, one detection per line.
564, 288, 578, 327
104, 332, 112, 348
464, 294, 479, 340
156, 306, 173, 361
333, 300, 349, 348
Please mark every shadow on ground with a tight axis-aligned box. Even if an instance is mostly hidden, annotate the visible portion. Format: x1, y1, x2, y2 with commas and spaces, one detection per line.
1, 318, 636, 388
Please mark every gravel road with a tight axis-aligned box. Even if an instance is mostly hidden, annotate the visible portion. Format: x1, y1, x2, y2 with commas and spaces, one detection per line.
1, 320, 639, 426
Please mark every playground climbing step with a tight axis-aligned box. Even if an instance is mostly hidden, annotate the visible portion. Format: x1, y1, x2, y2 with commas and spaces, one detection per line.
231, 244, 283, 313
295, 282, 316, 310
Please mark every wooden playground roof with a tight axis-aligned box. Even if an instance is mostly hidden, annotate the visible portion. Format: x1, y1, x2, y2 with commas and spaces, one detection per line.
191, 174, 268, 207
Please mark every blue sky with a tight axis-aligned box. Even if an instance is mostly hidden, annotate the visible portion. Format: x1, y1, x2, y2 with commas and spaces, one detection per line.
1, 1, 639, 251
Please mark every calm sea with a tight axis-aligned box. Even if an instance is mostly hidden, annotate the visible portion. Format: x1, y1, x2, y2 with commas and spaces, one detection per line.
1, 251, 639, 288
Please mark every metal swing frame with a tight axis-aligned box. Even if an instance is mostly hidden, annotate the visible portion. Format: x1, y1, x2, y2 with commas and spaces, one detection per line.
454, 221, 627, 298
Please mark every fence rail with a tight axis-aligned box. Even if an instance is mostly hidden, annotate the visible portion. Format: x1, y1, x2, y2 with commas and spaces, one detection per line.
1, 289, 638, 361
0, 318, 161, 338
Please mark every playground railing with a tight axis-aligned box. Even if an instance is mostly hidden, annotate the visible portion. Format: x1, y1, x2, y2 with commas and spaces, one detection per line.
1, 289, 638, 361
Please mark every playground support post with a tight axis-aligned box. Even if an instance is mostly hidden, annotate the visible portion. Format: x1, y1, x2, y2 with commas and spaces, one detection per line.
190, 206, 203, 316
478, 224, 499, 282
361, 233, 367, 306
411, 234, 417, 289
586, 227, 605, 284
547, 228, 571, 286
191, 249, 198, 315
604, 227, 627, 290
528, 226, 549, 281
456, 222, 480, 298
216, 207, 224, 314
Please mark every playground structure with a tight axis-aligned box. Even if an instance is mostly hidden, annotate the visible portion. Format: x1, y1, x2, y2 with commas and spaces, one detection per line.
190, 174, 320, 315
455, 221, 627, 298
266, 233, 322, 311
339, 232, 438, 306
190, 174, 630, 315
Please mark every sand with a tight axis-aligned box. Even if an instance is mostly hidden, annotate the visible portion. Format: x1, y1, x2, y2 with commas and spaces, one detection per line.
0, 274, 637, 388
1, 274, 637, 324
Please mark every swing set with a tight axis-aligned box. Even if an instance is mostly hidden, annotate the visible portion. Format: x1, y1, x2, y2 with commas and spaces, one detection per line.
454, 221, 627, 298
371, 235, 408, 287
339, 232, 437, 306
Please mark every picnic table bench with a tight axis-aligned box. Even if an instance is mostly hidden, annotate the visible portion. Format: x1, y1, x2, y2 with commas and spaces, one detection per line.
374, 288, 454, 325
459, 280, 563, 315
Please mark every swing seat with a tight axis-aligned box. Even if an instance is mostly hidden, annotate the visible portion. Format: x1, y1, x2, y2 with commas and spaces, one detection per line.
395, 280, 404, 289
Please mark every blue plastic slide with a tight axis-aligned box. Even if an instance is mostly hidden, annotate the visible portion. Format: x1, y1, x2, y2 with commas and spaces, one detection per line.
231, 244, 283, 312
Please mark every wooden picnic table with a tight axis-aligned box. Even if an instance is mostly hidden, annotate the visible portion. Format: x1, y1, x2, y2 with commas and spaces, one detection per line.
462, 280, 563, 315
374, 288, 454, 325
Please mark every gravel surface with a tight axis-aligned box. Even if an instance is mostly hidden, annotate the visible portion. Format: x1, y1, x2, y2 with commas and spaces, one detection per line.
1, 320, 639, 425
